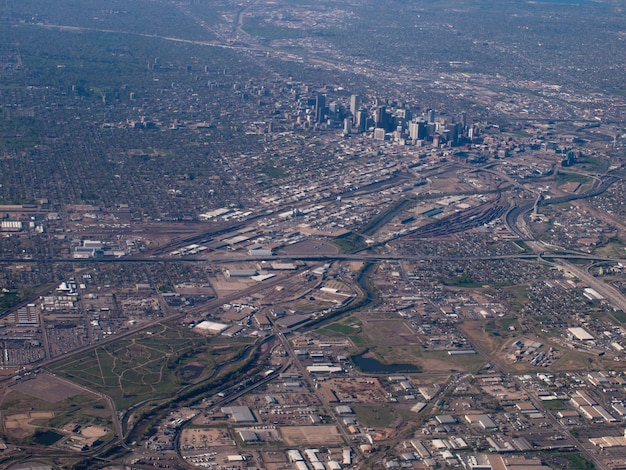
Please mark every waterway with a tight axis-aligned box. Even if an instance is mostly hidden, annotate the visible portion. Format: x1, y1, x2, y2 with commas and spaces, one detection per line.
530, 0, 595, 4
351, 353, 420, 374
32, 430, 63, 446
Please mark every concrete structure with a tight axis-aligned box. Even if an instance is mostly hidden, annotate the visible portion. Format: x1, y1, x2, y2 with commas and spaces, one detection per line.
221, 406, 256, 423
249, 249, 273, 257
306, 365, 343, 374
226, 269, 257, 278
466, 414, 497, 430
568, 327, 594, 341
335, 405, 353, 415
287, 449, 304, 462
194, 321, 229, 334
238, 430, 259, 442
583, 288, 604, 301
411, 403, 427, 413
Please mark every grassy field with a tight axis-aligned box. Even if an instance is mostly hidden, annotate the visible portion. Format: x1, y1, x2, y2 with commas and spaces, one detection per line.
549, 351, 597, 372
460, 320, 508, 358
0, 117, 41, 151
352, 404, 396, 428
318, 317, 362, 335
316, 317, 368, 347
555, 172, 592, 186
323, 323, 359, 335
593, 239, 626, 258
333, 233, 367, 253
320, 318, 485, 373
357, 320, 484, 373
417, 350, 485, 373
545, 453, 594, 470
504, 284, 530, 311
0, 388, 112, 442
260, 165, 289, 178
542, 399, 566, 411
613, 310, 626, 323
49, 324, 250, 409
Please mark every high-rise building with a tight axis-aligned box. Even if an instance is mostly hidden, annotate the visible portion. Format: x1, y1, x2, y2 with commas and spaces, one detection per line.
350, 94, 360, 118
409, 121, 425, 141
315, 94, 326, 123
426, 123, 437, 137
445, 123, 459, 144
328, 102, 339, 121
374, 128, 386, 140
427, 109, 436, 123
356, 109, 368, 133
375, 106, 388, 130
343, 118, 352, 135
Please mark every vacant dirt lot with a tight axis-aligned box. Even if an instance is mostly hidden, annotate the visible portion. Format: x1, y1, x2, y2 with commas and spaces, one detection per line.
4, 411, 54, 438
12, 375, 82, 402
280, 425, 343, 446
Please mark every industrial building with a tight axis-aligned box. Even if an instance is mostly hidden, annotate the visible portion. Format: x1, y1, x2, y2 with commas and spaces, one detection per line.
221, 406, 256, 423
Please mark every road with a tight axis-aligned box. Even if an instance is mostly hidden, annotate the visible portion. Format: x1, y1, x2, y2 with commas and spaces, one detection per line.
44, 371, 129, 450
554, 259, 626, 314
467, 332, 608, 470
272, 329, 355, 452
505, 174, 619, 240
2, 249, 625, 266
4, 370, 129, 452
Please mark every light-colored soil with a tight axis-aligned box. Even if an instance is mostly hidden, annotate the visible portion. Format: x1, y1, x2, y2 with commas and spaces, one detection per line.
12, 375, 82, 402
280, 425, 343, 446
81, 426, 109, 438
4, 411, 54, 438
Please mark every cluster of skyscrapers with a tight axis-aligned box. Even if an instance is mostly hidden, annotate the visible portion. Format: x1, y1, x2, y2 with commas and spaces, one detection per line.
304, 92, 473, 147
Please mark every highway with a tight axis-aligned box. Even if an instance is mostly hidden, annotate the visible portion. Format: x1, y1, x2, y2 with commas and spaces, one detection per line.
2, 7, 623, 470
554, 259, 626, 314
505, 173, 620, 240
39, 371, 129, 450
1, 249, 624, 266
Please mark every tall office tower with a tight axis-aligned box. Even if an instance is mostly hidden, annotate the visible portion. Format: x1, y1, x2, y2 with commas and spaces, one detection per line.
445, 123, 458, 144
343, 118, 352, 135
461, 111, 467, 130
315, 94, 326, 123
356, 109, 368, 133
350, 94, 360, 118
426, 123, 437, 137
374, 106, 387, 129
409, 121, 426, 140
455, 122, 463, 141
427, 109, 436, 123
400, 108, 412, 122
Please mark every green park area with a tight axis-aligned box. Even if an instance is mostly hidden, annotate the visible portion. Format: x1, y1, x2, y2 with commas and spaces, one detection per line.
48, 324, 252, 409
318, 318, 484, 374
